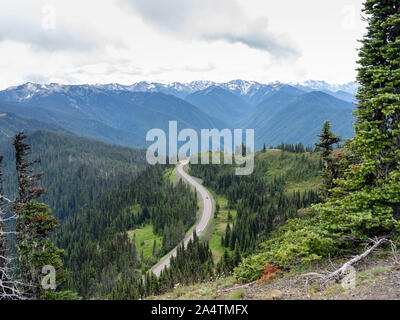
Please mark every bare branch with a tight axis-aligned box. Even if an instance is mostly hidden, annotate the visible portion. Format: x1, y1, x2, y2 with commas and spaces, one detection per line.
299, 238, 390, 286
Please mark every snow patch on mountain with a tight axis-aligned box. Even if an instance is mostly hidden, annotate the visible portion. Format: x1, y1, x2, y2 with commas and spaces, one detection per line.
0, 80, 359, 103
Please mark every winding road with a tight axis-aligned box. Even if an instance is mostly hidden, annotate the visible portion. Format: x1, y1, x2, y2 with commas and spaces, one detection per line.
149, 159, 214, 277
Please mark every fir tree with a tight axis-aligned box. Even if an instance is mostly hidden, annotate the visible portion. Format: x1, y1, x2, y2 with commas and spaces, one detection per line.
315, 121, 341, 199
152, 240, 157, 258
314, 0, 400, 239
346, 0, 400, 220
224, 224, 231, 247
233, 241, 241, 267
12, 132, 67, 299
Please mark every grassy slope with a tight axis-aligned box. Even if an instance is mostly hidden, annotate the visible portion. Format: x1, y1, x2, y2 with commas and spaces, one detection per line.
134, 149, 322, 278
201, 192, 237, 262
151, 253, 399, 300
125, 168, 177, 261
150, 150, 399, 300
200, 149, 322, 261
126, 164, 198, 264
256, 149, 322, 193
128, 225, 163, 260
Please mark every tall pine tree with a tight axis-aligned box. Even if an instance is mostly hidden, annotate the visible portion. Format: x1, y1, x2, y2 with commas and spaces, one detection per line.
316, 0, 400, 238
13, 132, 70, 299
315, 121, 341, 199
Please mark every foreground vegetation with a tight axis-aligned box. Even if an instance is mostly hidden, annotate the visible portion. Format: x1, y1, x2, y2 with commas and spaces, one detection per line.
234, 0, 400, 283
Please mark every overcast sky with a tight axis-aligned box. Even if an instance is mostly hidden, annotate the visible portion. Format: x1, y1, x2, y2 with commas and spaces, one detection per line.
0, 0, 367, 89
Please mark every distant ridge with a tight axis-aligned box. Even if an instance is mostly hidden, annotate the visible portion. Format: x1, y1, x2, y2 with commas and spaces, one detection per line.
0, 80, 358, 150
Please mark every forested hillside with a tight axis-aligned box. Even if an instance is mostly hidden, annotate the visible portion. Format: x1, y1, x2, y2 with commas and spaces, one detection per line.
0, 87, 226, 149
134, 147, 323, 298
233, 0, 400, 284
0, 130, 148, 220
188, 148, 321, 270
0, 80, 356, 150
57, 164, 198, 299
0, 131, 200, 299
0, 109, 66, 144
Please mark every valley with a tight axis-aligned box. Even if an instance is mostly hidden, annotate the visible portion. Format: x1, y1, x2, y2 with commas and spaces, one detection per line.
0, 80, 357, 150
150, 159, 213, 277
1, 0, 399, 306
0, 79, 361, 300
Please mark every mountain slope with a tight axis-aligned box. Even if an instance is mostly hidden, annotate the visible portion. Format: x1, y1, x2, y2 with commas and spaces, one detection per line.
185, 86, 250, 122
249, 91, 355, 148
0, 108, 66, 143
0, 84, 227, 149
239, 86, 305, 129
0, 130, 148, 220
327, 90, 357, 103
0, 99, 147, 148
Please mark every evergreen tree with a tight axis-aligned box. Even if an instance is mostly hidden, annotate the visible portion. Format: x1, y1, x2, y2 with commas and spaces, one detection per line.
316, 0, 400, 233
287, 0, 400, 261
233, 241, 241, 267
152, 240, 157, 258
315, 121, 341, 199
214, 201, 220, 219
224, 224, 231, 247
344, 0, 400, 220
315, 121, 341, 159
12, 132, 67, 299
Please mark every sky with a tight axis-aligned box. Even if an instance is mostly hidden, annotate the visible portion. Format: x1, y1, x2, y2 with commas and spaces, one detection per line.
0, 0, 367, 90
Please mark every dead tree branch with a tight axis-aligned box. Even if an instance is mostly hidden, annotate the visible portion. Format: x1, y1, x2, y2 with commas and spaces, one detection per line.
299, 238, 390, 286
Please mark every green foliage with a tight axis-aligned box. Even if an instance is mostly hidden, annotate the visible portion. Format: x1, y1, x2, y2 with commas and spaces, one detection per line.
315, 121, 342, 199
0, 130, 148, 221
58, 165, 197, 298
235, 1, 400, 282
190, 151, 320, 254
234, 211, 335, 282
145, 232, 215, 297
229, 289, 245, 300
42, 290, 81, 300
11, 132, 74, 299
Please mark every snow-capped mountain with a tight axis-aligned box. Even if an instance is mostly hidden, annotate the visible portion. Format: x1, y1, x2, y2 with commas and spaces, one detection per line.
0, 79, 358, 150
292, 80, 359, 95
1, 79, 358, 104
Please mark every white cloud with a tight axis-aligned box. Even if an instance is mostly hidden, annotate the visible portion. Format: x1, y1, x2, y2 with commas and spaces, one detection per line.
0, 0, 367, 89
0, 0, 112, 52
119, 0, 300, 59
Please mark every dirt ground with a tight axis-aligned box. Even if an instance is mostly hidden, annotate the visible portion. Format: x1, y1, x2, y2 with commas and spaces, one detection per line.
152, 255, 400, 300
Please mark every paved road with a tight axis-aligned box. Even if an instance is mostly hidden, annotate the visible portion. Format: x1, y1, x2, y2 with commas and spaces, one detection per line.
149, 160, 213, 277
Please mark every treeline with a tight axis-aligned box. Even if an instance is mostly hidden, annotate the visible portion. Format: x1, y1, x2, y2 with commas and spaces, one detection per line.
58, 164, 198, 298
272, 142, 314, 153
263, 141, 342, 153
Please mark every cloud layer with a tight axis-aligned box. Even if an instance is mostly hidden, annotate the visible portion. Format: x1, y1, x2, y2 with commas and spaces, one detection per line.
119, 0, 300, 59
0, 1, 115, 52
0, 0, 366, 89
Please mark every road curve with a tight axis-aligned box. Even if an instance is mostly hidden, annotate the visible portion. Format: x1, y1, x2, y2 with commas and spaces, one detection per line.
149, 160, 213, 277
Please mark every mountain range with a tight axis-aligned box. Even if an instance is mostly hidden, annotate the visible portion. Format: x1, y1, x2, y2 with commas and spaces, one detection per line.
0, 80, 358, 150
